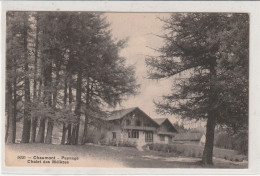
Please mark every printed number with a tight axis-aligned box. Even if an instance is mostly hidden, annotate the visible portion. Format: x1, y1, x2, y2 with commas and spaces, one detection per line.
17, 156, 26, 159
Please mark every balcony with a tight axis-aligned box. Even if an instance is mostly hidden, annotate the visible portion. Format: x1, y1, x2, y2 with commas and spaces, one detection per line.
122, 125, 156, 131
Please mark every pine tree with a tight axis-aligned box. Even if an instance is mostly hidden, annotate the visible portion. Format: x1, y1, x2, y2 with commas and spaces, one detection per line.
20, 12, 31, 143
146, 13, 249, 164
30, 13, 39, 143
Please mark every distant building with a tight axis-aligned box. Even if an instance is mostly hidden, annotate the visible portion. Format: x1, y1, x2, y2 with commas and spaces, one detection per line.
200, 134, 206, 145
104, 107, 178, 147
172, 132, 204, 144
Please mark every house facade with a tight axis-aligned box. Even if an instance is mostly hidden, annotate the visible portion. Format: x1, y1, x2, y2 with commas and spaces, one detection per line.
104, 107, 178, 147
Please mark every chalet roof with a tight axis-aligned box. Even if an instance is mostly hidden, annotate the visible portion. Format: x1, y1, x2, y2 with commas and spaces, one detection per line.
106, 107, 159, 127
173, 132, 203, 141
106, 107, 137, 121
154, 118, 178, 133
153, 118, 167, 125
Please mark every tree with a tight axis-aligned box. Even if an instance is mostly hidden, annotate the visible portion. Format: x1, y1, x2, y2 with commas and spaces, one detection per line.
20, 12, 32, 143
6, 11, 35, 144
6, 11, 20, 143
146, 13, 249, 164
60, 12, 139, 145
30, 13, 39, 143
34, 12, 66, 143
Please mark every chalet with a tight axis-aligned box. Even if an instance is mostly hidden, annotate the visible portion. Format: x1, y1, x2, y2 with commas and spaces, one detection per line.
104, 107, 178, 147
154, 118, 178, 144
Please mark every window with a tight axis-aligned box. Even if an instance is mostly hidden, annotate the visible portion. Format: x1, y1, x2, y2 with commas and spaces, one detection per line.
145, 131, 153, 142
128, 130, 139, 138
160, 135, 165, 141
136, 120, 141, 126
112, 132, 116, 139
126, 119, 131, 126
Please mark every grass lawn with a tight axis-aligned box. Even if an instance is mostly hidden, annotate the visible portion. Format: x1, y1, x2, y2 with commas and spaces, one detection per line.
5, 143, 247, 168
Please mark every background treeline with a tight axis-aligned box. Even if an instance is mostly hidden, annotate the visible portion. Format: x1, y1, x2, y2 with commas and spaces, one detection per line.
5, 11, 139, 145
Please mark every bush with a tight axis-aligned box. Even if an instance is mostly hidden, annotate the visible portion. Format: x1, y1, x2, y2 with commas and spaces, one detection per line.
191, 150, 196, 158
214, 131, 248, 155
224, 155, 228, 160
120, 141, 137, 147
161, 144, 168, 152
99, 138, 107, 145
143, 143, 195, 156
153, 143, 163, 151
147, 144, 153, 150
144, 143, 207, 159
215, 133, 233, 149
232, 132, 248, 155
99, 138, 137, 148
144, 142, 247, 162
197, 152, 202, 158
108, 140, 117, 146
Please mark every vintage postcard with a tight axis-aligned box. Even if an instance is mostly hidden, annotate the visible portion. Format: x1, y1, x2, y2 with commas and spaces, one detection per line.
1, 1, 260, 175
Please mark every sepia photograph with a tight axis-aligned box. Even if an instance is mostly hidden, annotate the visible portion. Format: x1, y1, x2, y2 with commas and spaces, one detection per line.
4, 10, 249, 170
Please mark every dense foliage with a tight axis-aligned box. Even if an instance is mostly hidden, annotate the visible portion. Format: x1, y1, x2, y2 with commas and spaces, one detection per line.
5, 12, 139, 145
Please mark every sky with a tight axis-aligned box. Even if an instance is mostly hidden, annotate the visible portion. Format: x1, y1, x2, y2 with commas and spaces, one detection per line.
105, 13, 206, 129
105, 13, 179, 123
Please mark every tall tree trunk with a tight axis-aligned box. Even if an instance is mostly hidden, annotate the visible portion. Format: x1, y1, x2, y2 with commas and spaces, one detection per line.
61, 124, 67, 145
37, 61, 43, 100
6, 81, 15, 143
61, 79, 68, 145
202, 110, 216, 164
72, 70, 82, 145
21, 71, 31, 143
45, 57, 60, 144
36, 49, 52, 143
45, 119, 54, 144
5, 100, 9, 143
67, 124, 72, 145
82, 114, 88, 144
35, 117, 45, 143
82, 77, 90, 144
21, 79, 31, 143
30, 115, 37, 143
21, 13, 31, 143
12, 61, 17, 143
202, 58, 217, 165
71, 125, 77, 145
66, 76, 73, 145
30, 13, 39, 143
35, 72, 45, 143
35, 46, 43, 143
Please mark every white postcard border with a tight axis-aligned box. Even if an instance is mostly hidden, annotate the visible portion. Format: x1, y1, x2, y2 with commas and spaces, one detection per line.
1, 1, 260, 175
